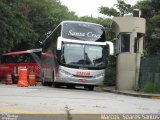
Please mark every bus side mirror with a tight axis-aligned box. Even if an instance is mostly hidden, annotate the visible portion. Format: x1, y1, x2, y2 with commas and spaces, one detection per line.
106, 41, 114, 55
57, 37, 62, 50
56, 50, 61, 62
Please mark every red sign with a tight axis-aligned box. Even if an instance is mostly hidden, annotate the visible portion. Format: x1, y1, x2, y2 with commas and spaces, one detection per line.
76, 71, 90, 76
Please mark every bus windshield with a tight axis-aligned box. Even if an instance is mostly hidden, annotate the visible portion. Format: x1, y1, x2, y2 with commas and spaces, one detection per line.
60, 43, 105, 68
62, 22, 105, 42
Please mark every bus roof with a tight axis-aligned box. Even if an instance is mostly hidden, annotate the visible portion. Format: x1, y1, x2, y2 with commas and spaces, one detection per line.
1, 49, 42, 56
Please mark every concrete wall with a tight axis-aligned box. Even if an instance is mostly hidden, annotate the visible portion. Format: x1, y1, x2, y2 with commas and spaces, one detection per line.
112, 17, 146, 35
116, 53, 136, 90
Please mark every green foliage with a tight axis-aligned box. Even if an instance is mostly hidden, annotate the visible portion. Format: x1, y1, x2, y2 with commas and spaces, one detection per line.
0, 0, 77, 54
140, 82, 160, 93
79, 16, 112, 27
0, 0, 39, 52
115, 0, 133, 15
99, 0, 135, 17
135, 0, 160, 55
104, 56, 117, 86
99, 7, 120, 17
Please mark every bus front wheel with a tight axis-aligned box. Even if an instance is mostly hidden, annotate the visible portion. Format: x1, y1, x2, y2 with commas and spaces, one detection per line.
67, 84, 75, 89
87, 85, 94, 91
53, 82, 60, 88
41, 77, 47, 86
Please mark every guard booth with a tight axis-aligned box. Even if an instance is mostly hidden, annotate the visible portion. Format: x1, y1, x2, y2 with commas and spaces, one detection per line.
112, 10, 146, 90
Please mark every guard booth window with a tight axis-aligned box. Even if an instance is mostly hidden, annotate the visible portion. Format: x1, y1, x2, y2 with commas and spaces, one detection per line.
121, 34, 130, 52
117, 33, 131, 54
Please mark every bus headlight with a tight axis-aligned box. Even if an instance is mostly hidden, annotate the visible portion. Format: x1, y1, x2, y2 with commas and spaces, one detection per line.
93, 73, 104, 78
59, 69, 72, 76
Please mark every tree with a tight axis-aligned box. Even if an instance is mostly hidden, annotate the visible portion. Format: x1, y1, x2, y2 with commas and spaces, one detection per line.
99, 0, 134, 17
0, 0, 37, 53
135, 0, 160, 55
0, 0, 77, 54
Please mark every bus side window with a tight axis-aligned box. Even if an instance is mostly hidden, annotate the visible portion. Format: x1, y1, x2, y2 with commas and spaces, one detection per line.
0, 56, 5, 64
16, 55, 25, 63
27, 54, 35, 63
6, 56, 14, 64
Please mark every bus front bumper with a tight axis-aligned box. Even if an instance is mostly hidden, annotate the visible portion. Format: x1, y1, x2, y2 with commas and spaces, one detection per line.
56, 70, 104, 86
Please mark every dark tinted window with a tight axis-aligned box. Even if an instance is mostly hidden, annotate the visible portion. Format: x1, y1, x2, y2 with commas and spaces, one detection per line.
121, 34, 130, 52
1, 52, 41, 64
43, 25, 61, 52
62, 22, 105, 42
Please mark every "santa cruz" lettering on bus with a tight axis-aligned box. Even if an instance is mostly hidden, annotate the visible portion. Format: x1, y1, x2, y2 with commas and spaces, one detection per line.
68, 30, 101, 39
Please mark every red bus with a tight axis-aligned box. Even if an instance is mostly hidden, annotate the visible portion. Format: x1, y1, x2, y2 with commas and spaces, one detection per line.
0, 49, 42, 83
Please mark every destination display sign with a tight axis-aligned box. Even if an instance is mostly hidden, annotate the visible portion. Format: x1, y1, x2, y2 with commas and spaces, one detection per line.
62, 22, 105, 42
68, 29, 101, 39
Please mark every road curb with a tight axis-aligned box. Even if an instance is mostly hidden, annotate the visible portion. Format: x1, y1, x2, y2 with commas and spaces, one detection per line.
102, 88, 160, 99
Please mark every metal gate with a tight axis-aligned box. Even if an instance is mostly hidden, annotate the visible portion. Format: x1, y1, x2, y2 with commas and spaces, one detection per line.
139, 56, 160, 87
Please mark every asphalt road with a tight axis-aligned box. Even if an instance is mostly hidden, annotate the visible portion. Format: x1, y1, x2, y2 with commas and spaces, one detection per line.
0, 84, 160, 120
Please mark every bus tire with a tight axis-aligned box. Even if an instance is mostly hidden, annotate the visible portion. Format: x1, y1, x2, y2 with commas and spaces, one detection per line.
12, 74, 17, 84
41, 77, 47, 86
67, 84, 75, 89
53, 82, 60, 88
88, 85, 94, 91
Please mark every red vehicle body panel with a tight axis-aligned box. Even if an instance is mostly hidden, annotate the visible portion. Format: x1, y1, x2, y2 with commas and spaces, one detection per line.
0, 49, 41, 82
0, 65, 13, 81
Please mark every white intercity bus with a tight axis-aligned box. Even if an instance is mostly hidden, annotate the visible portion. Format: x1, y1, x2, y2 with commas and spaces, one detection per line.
41, 21, 114, 90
